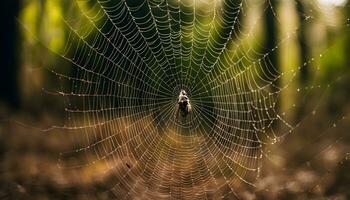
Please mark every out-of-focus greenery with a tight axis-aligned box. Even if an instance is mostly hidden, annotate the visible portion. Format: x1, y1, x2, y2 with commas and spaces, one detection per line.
20, 0, 65, 52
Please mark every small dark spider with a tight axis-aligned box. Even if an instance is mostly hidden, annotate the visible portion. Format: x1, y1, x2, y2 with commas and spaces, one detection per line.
178, 90, 192, 117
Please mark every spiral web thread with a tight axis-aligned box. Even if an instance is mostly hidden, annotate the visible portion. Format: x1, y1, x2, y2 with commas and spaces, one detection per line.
40, 0, 349, 199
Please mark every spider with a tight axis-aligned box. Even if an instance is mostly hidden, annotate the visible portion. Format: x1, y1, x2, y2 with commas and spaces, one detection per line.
177, 90, 192, 117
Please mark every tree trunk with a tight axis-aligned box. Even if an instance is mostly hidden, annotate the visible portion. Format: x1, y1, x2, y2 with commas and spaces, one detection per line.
0, 0, 20, 109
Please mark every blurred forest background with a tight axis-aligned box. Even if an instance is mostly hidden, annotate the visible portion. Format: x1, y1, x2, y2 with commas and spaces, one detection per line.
1, 0, 350, 199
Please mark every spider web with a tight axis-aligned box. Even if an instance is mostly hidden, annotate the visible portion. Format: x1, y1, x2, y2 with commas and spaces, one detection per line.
30, 0, 349, 199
